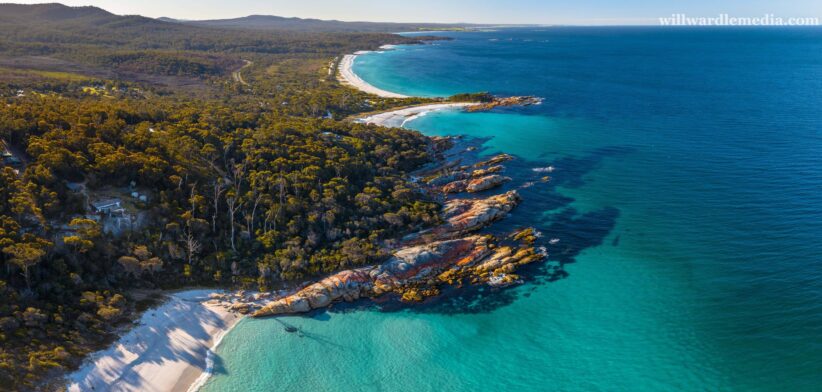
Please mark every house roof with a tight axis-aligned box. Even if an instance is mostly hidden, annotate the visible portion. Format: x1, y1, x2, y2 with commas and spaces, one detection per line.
91, 199, 121, 209
66, 182, 85, 191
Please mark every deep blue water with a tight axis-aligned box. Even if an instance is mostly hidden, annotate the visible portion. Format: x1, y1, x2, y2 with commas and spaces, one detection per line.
203, 28, 822, 391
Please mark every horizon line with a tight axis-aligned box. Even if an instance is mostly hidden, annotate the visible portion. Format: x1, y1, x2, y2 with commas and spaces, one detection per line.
8, 3, 822, 28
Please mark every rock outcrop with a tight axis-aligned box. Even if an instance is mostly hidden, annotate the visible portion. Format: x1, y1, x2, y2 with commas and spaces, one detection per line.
253, 236, 495, 317
474, 153, 515, 168
427, 163, 505, 187
250, 133, 550, 318
254, 268, 373, 316
429, 171, 470, 187
428, 136, 454, 154
474, 246, 543, 275
464, 96, 543, 112
435, 190, 521, 237
424, 152, 514, 196
438, 244, 544, 287
471, 165, 504, 178
441, 179, 468, 194
369, 236, 492, 295
415, 158, 462, 179
252, 232, 543, 317
465, 174, 511, 193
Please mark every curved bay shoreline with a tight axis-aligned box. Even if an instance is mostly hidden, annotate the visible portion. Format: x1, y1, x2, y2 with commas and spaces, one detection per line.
337, 47, 409, 98
65, 46, 548, 392
356, 102, 480, 127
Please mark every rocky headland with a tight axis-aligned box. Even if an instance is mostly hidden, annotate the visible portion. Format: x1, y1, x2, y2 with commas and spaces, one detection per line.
250, 144, 549, 317
464, 96, 543, 112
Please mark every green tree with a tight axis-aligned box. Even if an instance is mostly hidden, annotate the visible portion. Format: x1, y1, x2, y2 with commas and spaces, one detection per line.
2, 242, 46, 289
63, 218, 101, 254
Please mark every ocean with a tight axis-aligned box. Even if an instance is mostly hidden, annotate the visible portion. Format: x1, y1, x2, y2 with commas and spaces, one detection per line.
201, 27, 822, 391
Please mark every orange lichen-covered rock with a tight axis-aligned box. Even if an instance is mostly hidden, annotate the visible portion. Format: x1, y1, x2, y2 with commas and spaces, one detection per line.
464, 96, 542, 112
466, 175, 511, 192
441, 179, 468, 194
435, 191, 521, 238
370, 235, 492, 294
254, 236, 494, 317
474, 153, 515, 168
471, 165, 505, 178
401, 289, 424, 302
253, 268, 372, 316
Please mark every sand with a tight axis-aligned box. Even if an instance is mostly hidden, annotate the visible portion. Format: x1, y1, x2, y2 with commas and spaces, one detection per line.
338, 48, 481, 122
337, 52, 410, 98
357, 103, 479, 128
66, 290, 241, 392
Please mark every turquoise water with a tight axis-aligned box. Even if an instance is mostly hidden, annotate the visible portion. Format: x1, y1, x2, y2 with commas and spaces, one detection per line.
203, 28, 822, 391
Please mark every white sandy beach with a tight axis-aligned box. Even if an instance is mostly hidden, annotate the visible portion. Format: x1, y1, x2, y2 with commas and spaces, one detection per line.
337, 52, 409, 98
66, 290, 241, 392
339, 48, 481, 125
358, 102, 479, 127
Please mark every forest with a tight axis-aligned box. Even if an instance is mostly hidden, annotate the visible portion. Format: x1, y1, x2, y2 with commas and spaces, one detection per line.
0, 3, 460, 389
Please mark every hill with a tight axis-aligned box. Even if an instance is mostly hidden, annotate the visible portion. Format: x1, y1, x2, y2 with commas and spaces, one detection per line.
160, 14, 478, 32
0, 2, 112, 21
0, 3, 477, 34
0, 3, 439, 91
0, 3, 437, 49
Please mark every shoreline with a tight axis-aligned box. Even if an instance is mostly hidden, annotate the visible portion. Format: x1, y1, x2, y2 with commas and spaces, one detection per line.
65, 289, 243, 392
65, 45, 498, 392
357, 102, 479, 127
339, 48, 536, 126
338, 46, 489, 125
184, 314, 238, 392
337, 46, 410, 98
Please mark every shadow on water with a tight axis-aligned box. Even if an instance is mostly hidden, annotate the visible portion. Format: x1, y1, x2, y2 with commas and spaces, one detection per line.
210, 352, 228, 376
270, 315, 354, 350
543, 206, 620, 265
314, 143, 625, 316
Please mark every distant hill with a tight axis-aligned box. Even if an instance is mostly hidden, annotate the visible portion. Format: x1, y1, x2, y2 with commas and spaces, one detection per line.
0, 3, 482, 34
0, 3, 178, 32
160, 14, 480, 33
0, 3, 445, 84
0, 2, 112, 21
0, 3, 445, 54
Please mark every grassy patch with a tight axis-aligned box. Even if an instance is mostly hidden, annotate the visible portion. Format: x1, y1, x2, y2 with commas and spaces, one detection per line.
266, 58, 327, 78
0, 67, 91, 82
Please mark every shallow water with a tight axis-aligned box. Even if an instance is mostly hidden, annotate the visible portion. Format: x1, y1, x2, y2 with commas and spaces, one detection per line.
203, 27, 822, 391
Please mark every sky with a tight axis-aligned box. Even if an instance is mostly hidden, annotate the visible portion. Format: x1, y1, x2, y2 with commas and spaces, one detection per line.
12, 0, 822, 25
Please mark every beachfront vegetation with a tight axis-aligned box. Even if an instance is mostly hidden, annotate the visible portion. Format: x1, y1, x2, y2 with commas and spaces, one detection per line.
0, 3, 447, 389
449, 92, 495, 103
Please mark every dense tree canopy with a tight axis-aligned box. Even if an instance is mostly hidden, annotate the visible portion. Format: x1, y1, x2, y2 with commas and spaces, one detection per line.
0, 4, 457, 390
